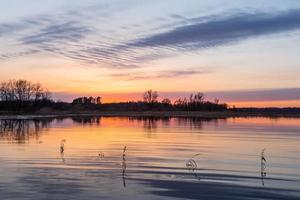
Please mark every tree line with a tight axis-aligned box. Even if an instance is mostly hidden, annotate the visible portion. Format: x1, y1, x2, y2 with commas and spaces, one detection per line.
0, 80, 51, 102
72, 96, 101, 104
82, 89, 227, 111
140, 89, 227, 111
1, 80, 298, 115
0, 80, 228, 112
0, 80, 52, 111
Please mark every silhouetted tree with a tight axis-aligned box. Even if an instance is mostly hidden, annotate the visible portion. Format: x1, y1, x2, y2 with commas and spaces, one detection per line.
0, 80, 52, 111
0, 80, 51, 102
190, 92, 204, 104
96, 96, 101, 104
41, 90, 52, 100
214, 98, 219, 104
72, 96, 102, 105
88, 96, 95, 104
174, 98, 187, 105
143, 90, 158, 104
161, 98, 171, 105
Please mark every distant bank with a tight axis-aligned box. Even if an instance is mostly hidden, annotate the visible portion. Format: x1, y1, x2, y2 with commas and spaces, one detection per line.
0, 110, 300, 120
1, 80, 300, 119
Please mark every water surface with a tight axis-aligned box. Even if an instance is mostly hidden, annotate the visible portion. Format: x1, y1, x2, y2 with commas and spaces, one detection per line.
0, 117, 300, 200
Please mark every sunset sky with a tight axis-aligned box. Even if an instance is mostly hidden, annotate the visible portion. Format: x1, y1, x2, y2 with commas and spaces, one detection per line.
1, 0, 300, 107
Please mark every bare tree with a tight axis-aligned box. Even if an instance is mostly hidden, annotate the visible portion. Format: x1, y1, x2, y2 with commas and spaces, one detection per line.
161, 98, 171, 105
0, 80, 51, 102
33, 83, 44, 101
15, 80, 29, 101
192, 92, 204, 103
41, 90, 52, 100
0, 80, 16, 101
96, 96, 102, 104
72, 96, 102, 105
143, 89, 158, 104
88, 96, 95, 104
214, 98, 219, 104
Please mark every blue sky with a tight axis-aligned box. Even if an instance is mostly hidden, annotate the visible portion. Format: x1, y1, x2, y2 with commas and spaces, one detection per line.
1, 0, 300, 106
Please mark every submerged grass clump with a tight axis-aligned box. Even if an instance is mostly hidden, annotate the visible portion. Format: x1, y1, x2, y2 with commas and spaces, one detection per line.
186, 153, 202, 180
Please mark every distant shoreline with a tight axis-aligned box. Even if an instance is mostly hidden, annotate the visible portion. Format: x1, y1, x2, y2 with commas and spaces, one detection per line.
0, 111, 300, 119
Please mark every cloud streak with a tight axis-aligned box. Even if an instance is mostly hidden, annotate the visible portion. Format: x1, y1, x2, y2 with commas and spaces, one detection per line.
21, 22, 91, 45
110, 69, 208, 81
128, 9, 300, 49
74, 9, 300, 67
205, 88, 300, 102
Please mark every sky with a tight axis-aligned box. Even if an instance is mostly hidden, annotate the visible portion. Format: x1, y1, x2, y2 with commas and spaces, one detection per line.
1, 0, 300, 107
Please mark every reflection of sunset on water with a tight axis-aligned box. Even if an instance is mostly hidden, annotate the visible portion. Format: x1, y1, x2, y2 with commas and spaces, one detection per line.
0, 116, 300, 199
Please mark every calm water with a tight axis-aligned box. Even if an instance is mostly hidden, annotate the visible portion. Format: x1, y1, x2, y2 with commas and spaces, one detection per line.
0, 116, 300, 200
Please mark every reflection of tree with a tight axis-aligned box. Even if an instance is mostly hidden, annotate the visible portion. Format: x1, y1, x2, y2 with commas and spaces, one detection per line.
121, 146, 127, 188
127, 117, 225, 133
0, 119, 52, 143
261, 149, 267, 186
143, 117, 158, 133
71, 116, 101, 125
161, 117, 171, 127
176, 117, 224, 130
128, 117, 161, 135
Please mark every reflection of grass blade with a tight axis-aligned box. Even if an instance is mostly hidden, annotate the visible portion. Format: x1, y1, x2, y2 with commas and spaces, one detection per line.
98, 152, 105, 158
60, 152, 65, 164
261, 148, 267, 186
60, 139, 66, 154
121, 146, 127, 188
122, 146, 127, 171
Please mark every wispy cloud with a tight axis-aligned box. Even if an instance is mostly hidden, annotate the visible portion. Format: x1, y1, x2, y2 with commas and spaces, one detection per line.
111, 69, 208, 81
0, 49, 40, 60
21, 22, 91, 45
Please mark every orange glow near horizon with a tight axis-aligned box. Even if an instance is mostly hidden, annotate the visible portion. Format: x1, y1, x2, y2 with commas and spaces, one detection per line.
53, 91, 300, 108
101, 96, 300, 108
103, 98, 300, 108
